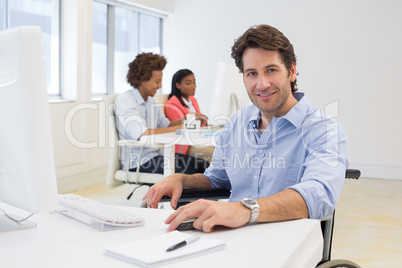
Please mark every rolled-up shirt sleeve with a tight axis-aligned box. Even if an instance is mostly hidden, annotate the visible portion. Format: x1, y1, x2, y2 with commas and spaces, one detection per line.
288, 119, 348, 219
156, 107, 171, 129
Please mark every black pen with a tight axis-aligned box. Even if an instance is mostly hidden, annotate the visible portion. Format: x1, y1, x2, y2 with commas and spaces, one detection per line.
166, 235, 200, 252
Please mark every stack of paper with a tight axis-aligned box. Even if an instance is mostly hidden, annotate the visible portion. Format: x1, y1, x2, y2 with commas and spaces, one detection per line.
105, 231, 225, 267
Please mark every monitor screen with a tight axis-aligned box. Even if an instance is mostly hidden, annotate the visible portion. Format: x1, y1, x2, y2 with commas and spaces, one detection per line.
208, 62, 252, 126
0, 26, 58, 232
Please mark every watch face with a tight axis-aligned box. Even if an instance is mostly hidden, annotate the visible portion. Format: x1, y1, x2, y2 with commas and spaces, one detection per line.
244, 198, 256, 206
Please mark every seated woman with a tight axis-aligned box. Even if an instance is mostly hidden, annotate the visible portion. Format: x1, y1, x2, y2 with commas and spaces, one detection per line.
165, 69, 211, 157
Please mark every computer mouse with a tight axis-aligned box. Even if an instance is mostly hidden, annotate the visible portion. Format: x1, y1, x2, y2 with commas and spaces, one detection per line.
176, 219, 196, 231
139, 199, 148, 208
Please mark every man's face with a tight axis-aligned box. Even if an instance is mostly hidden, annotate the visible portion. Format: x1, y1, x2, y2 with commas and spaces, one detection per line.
243, 48, 297, 120
138, 70, 163, 100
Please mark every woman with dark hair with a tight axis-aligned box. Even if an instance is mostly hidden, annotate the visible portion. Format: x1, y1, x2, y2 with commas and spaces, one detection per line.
166, 69, 208, 155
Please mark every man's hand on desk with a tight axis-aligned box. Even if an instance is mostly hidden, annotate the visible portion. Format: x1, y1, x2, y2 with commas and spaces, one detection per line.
165, 200, 251, 233
144, 173, 253, 233
143, 173, 185, 209
144, 173, 212, 209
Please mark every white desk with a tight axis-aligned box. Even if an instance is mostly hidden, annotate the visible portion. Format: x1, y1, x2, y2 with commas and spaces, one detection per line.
0, 203, 323, 268
140, 130, 219, 177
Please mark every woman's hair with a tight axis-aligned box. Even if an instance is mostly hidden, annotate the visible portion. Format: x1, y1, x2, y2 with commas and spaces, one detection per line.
126, 53, 167, 88
231, 24, 298, 92
168, 69, 194, 108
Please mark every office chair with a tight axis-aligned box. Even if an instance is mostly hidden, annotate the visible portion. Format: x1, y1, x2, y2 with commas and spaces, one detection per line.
103, 94, 165, 197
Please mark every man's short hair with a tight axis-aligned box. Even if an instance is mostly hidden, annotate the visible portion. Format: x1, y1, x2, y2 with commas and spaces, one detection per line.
126, 53, 167, 88
231, 24, 298, 92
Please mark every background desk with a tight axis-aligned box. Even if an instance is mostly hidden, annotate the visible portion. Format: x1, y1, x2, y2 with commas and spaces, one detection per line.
0, 203, 323, 268
140, 130, 218, 177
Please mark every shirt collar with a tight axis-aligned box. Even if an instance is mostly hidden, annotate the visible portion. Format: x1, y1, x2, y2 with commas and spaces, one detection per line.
282, 92, 309, 128
182, 97, 192, 106
248, 106, 261, 129
247, 92, 310, 129
131, 88, 146, 105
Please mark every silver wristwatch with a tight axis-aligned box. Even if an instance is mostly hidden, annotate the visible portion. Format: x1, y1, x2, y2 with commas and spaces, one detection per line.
241, 198, 259, 223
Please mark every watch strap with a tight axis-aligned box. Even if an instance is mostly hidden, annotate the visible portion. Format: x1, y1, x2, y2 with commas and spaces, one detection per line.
241, 198, 259, 223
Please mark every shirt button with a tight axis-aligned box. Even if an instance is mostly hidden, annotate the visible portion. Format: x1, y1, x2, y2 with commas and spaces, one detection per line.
259, 149, 263, 153
253, 176, 258, 180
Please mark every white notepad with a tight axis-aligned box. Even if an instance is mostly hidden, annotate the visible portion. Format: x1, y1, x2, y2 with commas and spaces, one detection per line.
105, 231, 225, 267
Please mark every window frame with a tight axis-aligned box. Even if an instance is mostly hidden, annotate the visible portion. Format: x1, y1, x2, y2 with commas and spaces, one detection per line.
0, 0, 61, 98
92, 0, 165, 98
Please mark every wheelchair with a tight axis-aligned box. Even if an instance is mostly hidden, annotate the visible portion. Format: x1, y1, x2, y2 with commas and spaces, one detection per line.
163, 169, 362, 268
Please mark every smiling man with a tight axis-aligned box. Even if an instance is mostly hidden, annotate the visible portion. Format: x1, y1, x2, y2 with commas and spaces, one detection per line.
144, 25, 348, 233
114, 53, 209, 175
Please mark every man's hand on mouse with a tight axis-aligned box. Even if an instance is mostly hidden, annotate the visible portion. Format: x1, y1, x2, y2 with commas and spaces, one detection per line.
165, 199, 251, 233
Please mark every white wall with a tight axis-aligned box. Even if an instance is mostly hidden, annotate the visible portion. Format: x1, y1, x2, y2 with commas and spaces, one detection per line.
161, 0, 402, 180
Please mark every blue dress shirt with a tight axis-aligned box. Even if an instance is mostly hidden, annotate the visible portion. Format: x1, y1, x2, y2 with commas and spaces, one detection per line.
204, 92, 348, 219
114, 88, 170, 171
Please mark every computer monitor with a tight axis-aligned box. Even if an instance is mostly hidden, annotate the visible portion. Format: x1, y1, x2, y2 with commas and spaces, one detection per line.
208, 62, 252, 126
0, 26, 58, 232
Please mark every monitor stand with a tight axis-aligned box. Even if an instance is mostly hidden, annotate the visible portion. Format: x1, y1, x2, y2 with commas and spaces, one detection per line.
0, 214, 37, 232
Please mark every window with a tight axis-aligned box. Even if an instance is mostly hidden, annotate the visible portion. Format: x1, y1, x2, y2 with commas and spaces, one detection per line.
92, 1, 163, 96
0, 0, 60, 96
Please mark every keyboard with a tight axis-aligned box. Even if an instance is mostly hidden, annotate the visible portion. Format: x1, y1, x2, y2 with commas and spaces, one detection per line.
58, 194, 145, 231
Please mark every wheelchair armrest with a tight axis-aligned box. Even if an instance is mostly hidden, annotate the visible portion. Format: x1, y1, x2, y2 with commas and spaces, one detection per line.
158, 169, 360, 205
160, 188, 231, 202
345, 169, 361, 180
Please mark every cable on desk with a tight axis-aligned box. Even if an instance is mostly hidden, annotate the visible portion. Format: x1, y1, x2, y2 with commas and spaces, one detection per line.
127, 184, 147, 200
0, 208, 34, 223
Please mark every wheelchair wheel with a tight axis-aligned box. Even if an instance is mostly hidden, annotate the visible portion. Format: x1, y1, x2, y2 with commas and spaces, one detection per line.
316, 259, 361, 268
